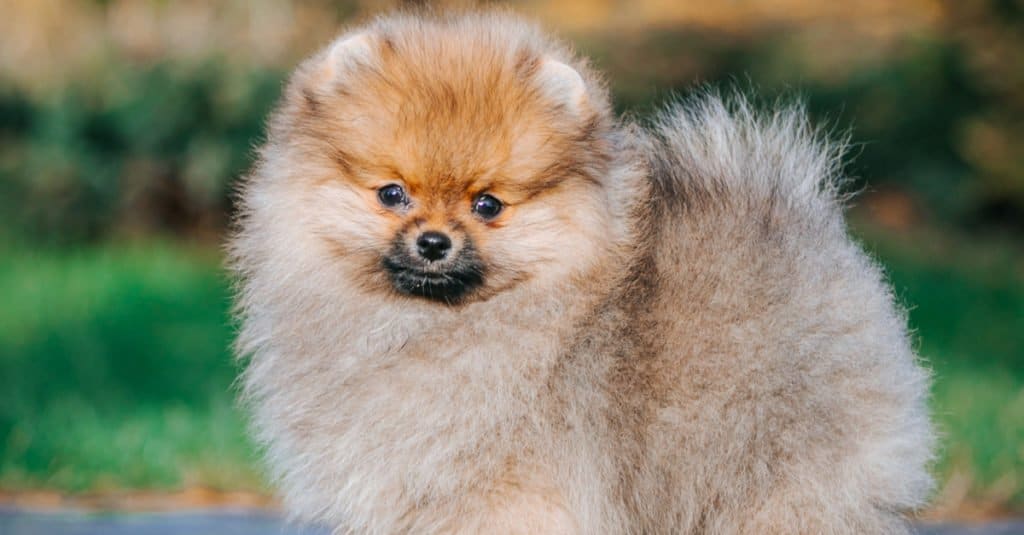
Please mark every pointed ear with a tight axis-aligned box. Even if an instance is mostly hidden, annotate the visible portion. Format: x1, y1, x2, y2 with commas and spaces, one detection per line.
321, 32, 377, 79
536, 58, 589, 114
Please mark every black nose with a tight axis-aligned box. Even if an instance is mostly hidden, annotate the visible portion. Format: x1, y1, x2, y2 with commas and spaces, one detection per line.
416, 231, 452, 261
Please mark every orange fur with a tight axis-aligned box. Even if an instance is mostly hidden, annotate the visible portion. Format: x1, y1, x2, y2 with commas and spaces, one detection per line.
230, 10, 933, 534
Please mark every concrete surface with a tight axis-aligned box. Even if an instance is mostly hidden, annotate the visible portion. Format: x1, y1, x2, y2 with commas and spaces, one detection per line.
1, 507, 1022, 534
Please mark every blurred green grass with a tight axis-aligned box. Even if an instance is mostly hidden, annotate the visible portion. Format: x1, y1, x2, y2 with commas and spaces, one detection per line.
0, 242, 261, 493
1, 227, 1021, 510
0, 0, 1019, 520
853, 221, 1024, 510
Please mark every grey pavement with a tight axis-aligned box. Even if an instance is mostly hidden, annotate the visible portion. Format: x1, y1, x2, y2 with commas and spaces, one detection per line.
1, 507, 1022, 534
0, 508, 326, 535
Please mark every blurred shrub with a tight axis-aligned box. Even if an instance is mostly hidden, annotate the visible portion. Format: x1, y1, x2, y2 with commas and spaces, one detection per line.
0, 64, 283, 242
582, 1, 1023, 232
0, 0, 1021, 242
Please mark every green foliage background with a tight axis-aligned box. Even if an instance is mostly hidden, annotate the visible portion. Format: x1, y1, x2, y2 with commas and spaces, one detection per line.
2, 3, 1023, 241
0, 0, 1020, 517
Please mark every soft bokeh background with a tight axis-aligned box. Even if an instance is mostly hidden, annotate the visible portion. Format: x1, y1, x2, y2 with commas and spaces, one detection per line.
1, 0, 1021, 519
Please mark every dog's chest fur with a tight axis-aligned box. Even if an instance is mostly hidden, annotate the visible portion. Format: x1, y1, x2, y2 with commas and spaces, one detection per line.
246, 281, 624, 529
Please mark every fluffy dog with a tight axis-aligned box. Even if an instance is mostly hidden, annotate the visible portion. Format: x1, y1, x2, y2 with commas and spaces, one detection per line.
229, 10, 934, 534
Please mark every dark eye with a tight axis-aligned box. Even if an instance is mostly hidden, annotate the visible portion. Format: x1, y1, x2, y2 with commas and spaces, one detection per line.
472, 194, 503, 219
377, 184, 407, 207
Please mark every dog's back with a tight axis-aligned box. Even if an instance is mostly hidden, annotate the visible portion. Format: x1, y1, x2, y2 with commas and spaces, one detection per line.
624, 93, 935, 532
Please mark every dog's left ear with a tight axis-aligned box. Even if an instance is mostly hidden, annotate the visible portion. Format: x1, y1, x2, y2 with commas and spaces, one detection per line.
322, 32, 378, 80
536, 58, 589, 115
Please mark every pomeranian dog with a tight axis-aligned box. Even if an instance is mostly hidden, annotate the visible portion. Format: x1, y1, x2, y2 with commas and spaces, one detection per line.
230, 10, 934, 534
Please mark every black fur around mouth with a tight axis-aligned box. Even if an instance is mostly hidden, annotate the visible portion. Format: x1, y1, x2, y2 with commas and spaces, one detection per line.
382, 242, 485, 303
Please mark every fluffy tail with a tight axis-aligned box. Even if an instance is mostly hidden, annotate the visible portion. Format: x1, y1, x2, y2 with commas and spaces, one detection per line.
642, 91, 850, 227
640, 91, 936, 524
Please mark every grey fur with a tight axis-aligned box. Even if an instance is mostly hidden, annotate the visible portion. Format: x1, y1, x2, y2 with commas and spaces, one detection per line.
229, 12, 934, 534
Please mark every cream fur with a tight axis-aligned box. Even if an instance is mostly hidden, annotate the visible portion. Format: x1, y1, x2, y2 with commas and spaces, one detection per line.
229, 10, 934, 535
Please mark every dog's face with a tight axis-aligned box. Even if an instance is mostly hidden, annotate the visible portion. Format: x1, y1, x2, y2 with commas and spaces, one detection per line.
266, 22, 619, 305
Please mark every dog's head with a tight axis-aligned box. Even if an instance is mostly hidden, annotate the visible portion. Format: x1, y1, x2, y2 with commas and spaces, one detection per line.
250, 13, 627, 305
